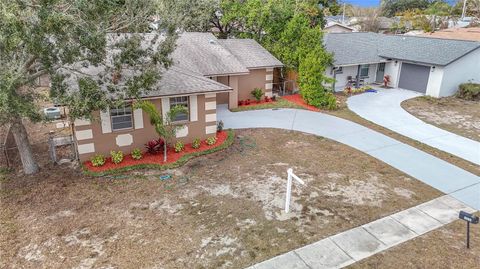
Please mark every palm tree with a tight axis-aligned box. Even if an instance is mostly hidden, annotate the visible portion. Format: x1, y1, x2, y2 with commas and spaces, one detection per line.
134, 100, 187, 162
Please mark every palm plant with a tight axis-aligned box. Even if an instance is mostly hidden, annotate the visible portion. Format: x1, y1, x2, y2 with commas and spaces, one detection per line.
134, 100, 187, 162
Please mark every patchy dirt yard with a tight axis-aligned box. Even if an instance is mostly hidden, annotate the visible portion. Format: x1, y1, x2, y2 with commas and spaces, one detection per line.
1, 129, 441, 269
350, 217, 480, 269
402, 96, 480, 142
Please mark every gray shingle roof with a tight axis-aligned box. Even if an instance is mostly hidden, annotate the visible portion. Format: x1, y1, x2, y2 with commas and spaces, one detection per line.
379, 35, 480, 65
173, 32, 250, 76
218, 39, 284, 69
324, 32, 384, 65
64, 32, 283, 98
146, 67, 232, 97
325, 32, 480, 66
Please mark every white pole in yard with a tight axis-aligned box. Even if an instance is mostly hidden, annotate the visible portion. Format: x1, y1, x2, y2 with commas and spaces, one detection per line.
285, 168, 305, 213
462, 0, 468, 20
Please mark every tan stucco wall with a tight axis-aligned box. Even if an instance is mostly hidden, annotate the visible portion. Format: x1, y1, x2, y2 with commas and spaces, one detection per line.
215, 68, 275, 107
75, 94, 217, 162
237, 68, 270, 101
216, 76, 230, 104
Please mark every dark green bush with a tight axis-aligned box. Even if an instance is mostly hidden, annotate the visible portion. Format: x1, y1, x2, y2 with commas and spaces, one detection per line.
457, 83, 480, 101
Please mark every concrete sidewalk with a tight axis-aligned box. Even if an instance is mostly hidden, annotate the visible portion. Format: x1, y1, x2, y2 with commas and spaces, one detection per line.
248, 195, 475, 269
347, 88, 480, 165
218, 106, 480, 210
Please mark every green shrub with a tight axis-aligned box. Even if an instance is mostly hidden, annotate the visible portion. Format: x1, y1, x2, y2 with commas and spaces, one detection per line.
174, 141, 185, 152
206, 136, 217, 146
457, 83, 480, 101
251, 88, 263, 102
91, 154, 106, 167
217, 120, 224, 132
110, 151, 124, 164
192, 138, 201, 149
131, 148, 142, 160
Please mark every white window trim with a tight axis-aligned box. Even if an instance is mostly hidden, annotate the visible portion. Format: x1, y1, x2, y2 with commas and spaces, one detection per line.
360, 64, 370, 78
110, 105, 133, 132
169, 96, 190, 123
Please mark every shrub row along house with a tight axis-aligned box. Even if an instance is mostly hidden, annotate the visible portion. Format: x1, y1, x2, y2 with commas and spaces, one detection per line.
324, 32, 480, 97
70, 32, 283, 161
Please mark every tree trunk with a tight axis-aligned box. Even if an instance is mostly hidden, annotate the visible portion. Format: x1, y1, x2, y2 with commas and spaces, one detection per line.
10, 118, 39, 174
163, 142, 167, 162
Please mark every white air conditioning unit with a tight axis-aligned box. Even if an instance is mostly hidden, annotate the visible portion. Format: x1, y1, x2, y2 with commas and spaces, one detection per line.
44, 107, 61, 120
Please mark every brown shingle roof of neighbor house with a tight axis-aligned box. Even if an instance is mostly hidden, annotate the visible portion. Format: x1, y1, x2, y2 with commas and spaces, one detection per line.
217, 38, 284, 69
421, 27, 480, 42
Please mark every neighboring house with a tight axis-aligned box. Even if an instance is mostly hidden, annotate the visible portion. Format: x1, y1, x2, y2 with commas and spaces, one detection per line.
448, 17, 477, 28
324, 32, 480, 97
324, 22, 355, 33
71, 32, 283, 161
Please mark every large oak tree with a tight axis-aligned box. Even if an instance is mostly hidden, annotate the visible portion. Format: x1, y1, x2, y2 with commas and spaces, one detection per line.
0, 0, 177, 174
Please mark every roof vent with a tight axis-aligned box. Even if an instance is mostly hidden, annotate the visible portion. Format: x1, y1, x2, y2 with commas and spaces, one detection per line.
209, 39, 216, 44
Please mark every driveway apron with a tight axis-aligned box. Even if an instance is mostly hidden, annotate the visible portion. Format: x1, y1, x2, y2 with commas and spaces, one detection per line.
347, 88, 480, 165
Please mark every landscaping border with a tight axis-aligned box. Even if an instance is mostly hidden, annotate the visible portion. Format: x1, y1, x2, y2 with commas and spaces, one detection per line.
82, 129, 235, 177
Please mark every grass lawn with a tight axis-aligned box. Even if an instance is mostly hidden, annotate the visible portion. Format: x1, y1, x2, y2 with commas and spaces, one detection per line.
402, 96, 480, 142
0, 129, 440, 269
350, 218, 480, 268
230, 97, 304, 112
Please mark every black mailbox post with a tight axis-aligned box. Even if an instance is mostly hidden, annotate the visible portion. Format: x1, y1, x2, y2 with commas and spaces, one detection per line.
459, 211, 479, 249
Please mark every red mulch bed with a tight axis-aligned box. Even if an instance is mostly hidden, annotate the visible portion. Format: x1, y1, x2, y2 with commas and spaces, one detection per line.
282, 94, 320, 112
85, 131, 228, 172
238, 99, 276, 107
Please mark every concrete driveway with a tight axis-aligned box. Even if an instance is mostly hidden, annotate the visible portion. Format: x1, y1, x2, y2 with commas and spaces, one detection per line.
217, 105, 480, 210
347, 88, 480, 165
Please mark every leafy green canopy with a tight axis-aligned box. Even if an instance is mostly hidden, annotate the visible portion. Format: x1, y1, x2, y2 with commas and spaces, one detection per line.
171, 1, 339, 109
0, 0, 177, 125
381, 0, 434, 17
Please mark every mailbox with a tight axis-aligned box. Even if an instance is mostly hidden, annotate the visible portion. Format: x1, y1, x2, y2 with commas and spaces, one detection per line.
459, 211, 479, 224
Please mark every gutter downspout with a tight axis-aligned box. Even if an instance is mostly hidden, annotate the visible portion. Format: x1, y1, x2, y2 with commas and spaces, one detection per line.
356, 65, 361, 88
332, 67, 337, 92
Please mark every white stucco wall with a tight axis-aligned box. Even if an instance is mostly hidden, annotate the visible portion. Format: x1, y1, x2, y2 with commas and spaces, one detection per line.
425, 66, 444, 97
384, 61, 401, 87
327, 64, 378, 90
438, 47, 480, 97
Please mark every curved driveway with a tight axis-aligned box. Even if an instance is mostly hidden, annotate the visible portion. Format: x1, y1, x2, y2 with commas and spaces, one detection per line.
347, 88, 480, 165
217, 105, 480, 209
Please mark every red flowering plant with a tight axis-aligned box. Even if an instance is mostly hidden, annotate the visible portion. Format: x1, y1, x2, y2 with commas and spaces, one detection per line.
145, 138, 164, 154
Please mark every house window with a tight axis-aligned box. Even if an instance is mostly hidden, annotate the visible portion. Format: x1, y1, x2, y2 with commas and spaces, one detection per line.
110, 104, 133, 131
170, 96, 189, 122
360, 65, 369, 77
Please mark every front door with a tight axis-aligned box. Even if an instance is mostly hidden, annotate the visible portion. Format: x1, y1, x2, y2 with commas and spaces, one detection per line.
376, 63, 385, 83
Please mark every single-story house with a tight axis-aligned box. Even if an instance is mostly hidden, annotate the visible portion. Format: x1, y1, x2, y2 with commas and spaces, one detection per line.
324, 22, 355, 33
324, 32, 480, 97
71, 32, 283, 161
